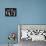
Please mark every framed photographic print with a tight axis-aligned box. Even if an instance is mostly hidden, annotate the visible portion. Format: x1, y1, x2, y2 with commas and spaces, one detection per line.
18, 24, 46, 42
5, 8, 17, 16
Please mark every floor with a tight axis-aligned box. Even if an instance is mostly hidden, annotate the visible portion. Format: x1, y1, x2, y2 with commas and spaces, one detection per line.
0, 44, 18, 46
19, 39, 46, 46
0, 40, 46, 46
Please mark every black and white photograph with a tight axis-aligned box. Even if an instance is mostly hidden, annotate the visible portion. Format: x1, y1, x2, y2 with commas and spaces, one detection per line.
5, 8, 17, 16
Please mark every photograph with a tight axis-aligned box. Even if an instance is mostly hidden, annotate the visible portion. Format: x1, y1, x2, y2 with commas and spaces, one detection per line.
5, 8, 17, 16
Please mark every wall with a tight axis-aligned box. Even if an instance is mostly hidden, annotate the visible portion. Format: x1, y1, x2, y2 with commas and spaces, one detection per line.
0, 0, 46, 44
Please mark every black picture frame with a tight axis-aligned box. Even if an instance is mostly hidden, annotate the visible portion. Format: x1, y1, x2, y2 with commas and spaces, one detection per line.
5, 8, 17, 16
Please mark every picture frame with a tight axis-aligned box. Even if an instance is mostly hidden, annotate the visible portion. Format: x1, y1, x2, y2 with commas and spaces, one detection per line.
5, 8, 17, 16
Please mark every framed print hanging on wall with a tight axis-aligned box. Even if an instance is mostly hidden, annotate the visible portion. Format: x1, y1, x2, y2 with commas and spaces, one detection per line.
5, 8, 17, 16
